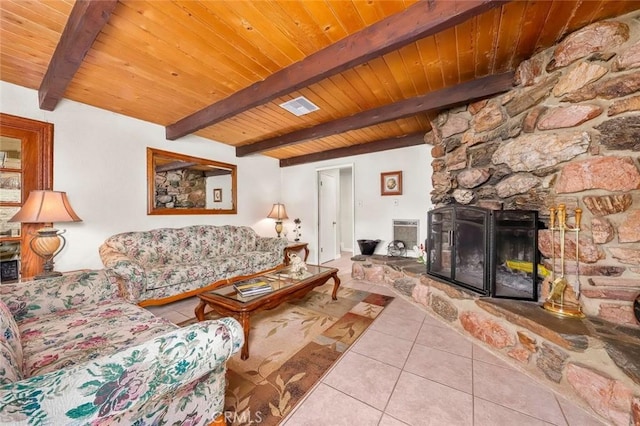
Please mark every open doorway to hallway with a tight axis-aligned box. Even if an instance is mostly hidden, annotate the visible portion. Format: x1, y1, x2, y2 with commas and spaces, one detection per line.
317, 165, 353, 265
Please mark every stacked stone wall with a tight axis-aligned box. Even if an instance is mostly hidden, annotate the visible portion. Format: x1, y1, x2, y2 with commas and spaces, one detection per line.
154, 169, 206, 209
426, 13, 640, 328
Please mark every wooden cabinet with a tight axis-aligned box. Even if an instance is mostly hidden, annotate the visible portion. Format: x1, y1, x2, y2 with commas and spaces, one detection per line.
0, 113, 53, 282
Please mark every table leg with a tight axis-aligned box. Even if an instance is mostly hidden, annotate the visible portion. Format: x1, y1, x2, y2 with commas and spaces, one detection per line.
302, 245, 309, 262
240, 312, 251, 360
331, 272, 341, 300
195, 300, 207, 321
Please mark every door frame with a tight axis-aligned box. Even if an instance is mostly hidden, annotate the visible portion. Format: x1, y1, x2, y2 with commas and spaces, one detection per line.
315, 163, 354, 263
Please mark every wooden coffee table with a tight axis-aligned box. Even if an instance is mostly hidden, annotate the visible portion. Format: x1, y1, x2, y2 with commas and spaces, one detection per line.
195, 265, 340, 360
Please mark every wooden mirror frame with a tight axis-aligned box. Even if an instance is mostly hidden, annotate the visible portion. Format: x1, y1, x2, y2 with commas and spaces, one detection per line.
147, 148, 237, 215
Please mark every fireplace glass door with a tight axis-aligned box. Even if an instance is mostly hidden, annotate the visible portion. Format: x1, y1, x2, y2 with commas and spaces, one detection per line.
427, 206, 490, 295
428, 206, 538, 301
491, 210, 539, 300
427, 209, 453, 280
455, 207, 489, 294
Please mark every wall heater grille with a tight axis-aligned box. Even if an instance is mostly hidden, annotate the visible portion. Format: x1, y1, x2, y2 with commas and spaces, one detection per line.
393, 219, 419, 251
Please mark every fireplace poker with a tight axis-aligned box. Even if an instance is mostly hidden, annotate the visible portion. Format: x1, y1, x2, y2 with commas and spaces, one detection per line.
574, 208, 582, 296
549, 206, 556, 283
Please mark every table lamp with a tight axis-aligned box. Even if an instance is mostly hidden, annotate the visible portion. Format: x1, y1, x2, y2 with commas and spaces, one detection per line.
267, 203, 288, 237
8, 190, 82, 279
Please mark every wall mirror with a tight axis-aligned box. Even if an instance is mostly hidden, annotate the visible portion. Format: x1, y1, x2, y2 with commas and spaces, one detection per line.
147, 148, 237, 215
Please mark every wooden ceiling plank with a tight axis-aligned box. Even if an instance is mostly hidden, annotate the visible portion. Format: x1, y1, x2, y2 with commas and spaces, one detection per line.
173, 0, 281, 74
301, 0, 350, 43
236, 71, 515, 156
474, 8, 501, 76
280, 132, 426, 167
151, 1, 270, 82
399, 43, 430, 95
262, 0, 333, 55
352, 62, 397, 104
166, 0, 509, 140
375, 0, 420, 19
327, 72, 377, 111
38, 0, 118, 111
325, 0, 367, 34
382, 49, 419, 99
534, 0, 581, 49
565, 0, 603, 30
2, 2, 69, 36
416, 36, 443, 91
350, 0, 390, 26
512, 0, 553, 67
338, 68, 381, 109
494, 0, 528, 71
219, 1, 307, 63
112, 1, 256, 92
84, 37, 223, 107
455, 17, 477, 81
434, 26, 460, 86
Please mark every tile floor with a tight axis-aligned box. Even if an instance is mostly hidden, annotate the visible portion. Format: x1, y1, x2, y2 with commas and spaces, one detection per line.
147, 254, 606, 426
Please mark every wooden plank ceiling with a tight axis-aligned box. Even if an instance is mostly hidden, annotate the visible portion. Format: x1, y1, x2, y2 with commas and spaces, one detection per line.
1, 0, 639, 166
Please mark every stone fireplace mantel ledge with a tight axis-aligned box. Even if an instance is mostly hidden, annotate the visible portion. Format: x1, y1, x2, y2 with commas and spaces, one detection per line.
351, 255, 640, 426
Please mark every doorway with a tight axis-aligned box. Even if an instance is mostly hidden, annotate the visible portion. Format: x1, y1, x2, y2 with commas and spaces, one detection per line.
317, 165, 353, 264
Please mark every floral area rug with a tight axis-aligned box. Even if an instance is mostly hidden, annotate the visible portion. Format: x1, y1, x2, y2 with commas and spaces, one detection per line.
179, 284, 393, 425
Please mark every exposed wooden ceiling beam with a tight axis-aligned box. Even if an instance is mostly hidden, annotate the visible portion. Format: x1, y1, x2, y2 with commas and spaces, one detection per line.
279, 133, 426, 167
165, 0, 509, 140
38, 0, 118, 111
237, 71, 514, 157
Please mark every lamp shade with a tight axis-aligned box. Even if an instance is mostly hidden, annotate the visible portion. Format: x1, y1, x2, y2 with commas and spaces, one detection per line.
8, 190, 82, 223
267, 203, 288, 220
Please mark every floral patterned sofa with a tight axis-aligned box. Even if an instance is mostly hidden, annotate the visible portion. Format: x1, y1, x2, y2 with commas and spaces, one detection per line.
99, 225, 288, 305
0, 270, 243, 425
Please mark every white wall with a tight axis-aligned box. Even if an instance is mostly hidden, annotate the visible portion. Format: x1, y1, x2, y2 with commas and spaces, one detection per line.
281, 145, 433, 264
1, 82, 281, 272
1, 81, 434, 272
339, 167, 353, 252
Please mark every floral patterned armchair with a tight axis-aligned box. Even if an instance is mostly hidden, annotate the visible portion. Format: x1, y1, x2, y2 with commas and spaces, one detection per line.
99, 225, 288, 305
0, 270, 243, 425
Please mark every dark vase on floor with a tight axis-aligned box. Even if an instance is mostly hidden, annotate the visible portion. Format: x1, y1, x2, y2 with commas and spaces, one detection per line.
357, 239, 380, 256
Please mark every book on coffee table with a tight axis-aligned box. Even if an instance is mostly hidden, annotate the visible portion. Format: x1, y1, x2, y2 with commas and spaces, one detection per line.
234, 280, 273, 297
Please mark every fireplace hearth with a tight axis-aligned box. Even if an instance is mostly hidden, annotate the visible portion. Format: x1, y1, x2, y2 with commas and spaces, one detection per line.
427, 205, 539, 301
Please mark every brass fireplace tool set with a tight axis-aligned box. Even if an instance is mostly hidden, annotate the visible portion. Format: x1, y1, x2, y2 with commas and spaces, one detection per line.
543, 204, 586, 319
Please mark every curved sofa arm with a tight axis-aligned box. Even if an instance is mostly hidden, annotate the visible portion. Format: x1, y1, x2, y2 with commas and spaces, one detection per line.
0, 270, 120, 323
256, 236, 289, 254
99, 243, 146, 303
0, 318, 244, 426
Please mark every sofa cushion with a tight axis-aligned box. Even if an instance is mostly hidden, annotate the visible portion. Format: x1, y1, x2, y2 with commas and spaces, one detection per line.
19, 299, 177, 377
0, 299, 22, 384
1, 269, 119, 323
145, 262, 218, 291
104, 227, 204, 266
196, 225, 258, 257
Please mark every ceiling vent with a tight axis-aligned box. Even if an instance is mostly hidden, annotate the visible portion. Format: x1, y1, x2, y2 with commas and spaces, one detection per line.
279, 96, 319, 116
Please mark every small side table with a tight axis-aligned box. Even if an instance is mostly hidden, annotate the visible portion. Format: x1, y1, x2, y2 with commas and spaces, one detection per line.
284, 241, 309, 265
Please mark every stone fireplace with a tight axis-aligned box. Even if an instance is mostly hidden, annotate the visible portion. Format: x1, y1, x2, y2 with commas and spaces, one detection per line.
427, 13, 640, 329
355, 12, 639, 426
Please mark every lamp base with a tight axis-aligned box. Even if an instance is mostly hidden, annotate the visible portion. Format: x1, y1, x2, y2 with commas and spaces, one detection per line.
30, 227, 67, 281
275, 221, 283, 238
34, 270, 63, 280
